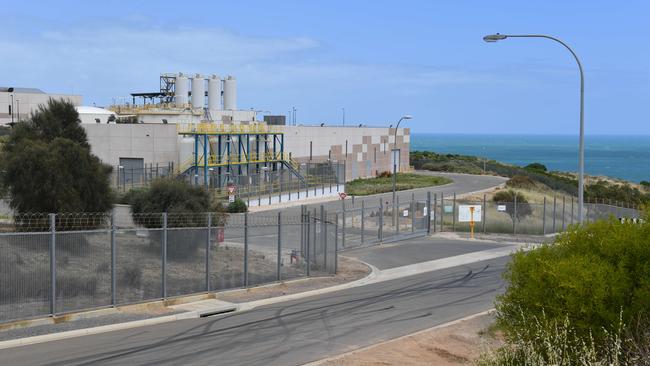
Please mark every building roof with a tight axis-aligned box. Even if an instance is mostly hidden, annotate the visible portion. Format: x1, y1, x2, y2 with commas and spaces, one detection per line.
0, 87, 45, 94
75, 106, 114, 115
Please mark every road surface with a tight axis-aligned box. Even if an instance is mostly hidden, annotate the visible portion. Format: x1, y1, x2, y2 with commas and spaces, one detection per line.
1, 238, 510, 366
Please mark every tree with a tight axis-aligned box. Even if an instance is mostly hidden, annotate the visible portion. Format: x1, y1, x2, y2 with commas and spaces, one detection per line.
524, 162, 547, 173
493, 189, 532, 222
0, 99, 113, 213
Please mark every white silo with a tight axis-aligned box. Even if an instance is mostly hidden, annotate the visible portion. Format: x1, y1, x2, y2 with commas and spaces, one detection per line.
223, 75, 237, 110
174, 73, 189, 106
191, 74, 205, 109
208, 74, 222, 110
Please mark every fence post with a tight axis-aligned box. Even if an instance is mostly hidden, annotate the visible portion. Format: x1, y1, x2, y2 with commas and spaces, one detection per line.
482, 194, 487, 234
513, 194, 518, 234
542, 197, 547, 235
49, 213, 56, 316
433, 193, 437, 233
244, 212, 249, 287
361, 201, 365, 243
334, 213, 339, 274
162, 212, 167, 300
321, 205, 327, 270
410, 198, 415, 233
440, 193, 444, 232
396, 196, 400, 235
341, 200, 346, 249
426, 191, 432, 235
379, 199, 384, 242
110, 210, 116, 307
277, 212, 281, 281
562, 196, 566, 231
206, 212, 211, 292
571, 197, 574, 226
452, 193, 456, 232
552, 196, 557, 233
306, 211, 311, 276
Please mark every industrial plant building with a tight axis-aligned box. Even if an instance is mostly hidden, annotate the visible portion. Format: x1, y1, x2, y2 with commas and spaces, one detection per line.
0, 87, 82, 125
5, 73, 409, 204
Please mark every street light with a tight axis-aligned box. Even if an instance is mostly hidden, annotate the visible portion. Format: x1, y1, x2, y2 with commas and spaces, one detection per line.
483, 33, 585, 223
392, 115, 412, 223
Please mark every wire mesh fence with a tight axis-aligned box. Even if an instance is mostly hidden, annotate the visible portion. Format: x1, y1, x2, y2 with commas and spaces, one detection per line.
0, 210, 338, 324
336, 191, 643, 250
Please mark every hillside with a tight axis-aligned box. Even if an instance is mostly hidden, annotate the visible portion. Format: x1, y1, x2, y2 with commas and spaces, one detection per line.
410, 151, 650, 205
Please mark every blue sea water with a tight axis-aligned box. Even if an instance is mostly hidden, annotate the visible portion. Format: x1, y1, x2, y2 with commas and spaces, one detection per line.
410, 134, 650, 183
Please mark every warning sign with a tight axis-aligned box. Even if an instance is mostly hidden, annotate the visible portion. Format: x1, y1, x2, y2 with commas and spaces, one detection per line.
458, 205, 482, 222
339, 192, 347, 200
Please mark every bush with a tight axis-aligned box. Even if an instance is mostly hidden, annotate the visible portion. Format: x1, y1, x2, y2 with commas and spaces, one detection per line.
493, 189, 532, 221
506, 175, 536, 189
496, 214, 650, 349
377, 171, 392, 178
524, 162, 547, 173
227, 198, 248, 213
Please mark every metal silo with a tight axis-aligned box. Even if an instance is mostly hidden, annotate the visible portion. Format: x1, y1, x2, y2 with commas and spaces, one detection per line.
208, 74, 222, 110
223, 75, 237, 110
191, 74, 205, 109
174, 73, 189, 106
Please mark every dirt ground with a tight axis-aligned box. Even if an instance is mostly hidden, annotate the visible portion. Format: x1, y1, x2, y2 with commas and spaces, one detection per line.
312, 312, 503, 366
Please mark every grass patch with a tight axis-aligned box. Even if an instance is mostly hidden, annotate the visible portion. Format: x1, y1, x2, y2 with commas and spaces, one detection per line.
346, 173, 451, 196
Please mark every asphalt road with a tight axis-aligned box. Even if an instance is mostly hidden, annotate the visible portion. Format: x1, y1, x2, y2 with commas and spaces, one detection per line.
1, 254, 509, 366
258, 171, 507, 217
343, 236, 509, 270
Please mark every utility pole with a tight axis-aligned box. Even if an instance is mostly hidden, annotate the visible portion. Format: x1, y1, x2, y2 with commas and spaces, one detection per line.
342, 107, 345, 126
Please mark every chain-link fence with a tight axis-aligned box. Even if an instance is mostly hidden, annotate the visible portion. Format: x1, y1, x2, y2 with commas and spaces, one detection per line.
112, 161, 345, 208
0, 209, 338, 324
336, 192, 643, 251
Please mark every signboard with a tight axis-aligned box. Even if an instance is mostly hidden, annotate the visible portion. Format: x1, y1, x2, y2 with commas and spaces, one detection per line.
458, 205, 482, 222
497, 205, 507, 212
227, 184, 236, 203
423, 206, 428, 217
339, 192, 347, 200
403, 209, 409, 217
444, 205, 453, 213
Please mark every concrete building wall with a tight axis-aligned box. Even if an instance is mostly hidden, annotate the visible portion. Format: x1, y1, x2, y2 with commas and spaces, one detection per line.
83, 123, 180, 168
0, 90, 82, 125
280, 126, 410, 180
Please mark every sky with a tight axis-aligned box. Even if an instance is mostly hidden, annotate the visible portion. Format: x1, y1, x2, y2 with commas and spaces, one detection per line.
1, 0, 649, 135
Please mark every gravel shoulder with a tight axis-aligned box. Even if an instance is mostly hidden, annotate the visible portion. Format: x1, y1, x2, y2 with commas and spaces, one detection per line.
311, 312, 503, 366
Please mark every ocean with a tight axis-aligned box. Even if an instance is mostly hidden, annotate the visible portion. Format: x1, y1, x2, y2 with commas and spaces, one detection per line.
410, 134, 650, 183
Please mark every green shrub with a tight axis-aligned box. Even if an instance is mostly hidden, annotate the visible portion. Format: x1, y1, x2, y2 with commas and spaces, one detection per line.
227, 198, 248, 213
492, 189, 532, 221
524, 162, 547, 173
496, 214, 650, 348
506, 175, 536, 189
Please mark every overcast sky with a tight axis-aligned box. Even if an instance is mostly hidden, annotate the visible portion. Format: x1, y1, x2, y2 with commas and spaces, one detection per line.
2, 0, 648, 134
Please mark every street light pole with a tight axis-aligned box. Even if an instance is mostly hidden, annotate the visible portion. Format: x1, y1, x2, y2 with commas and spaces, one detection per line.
483, 33, 585, 223
10, 93, 14, 125
391, 115, 412, 224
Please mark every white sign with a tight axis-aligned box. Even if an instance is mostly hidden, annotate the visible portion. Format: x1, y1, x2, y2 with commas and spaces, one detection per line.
423, 207, 428, 217
458, 205, 482, 222
228, 195, 235, 203
403, 209, 409, 217
444, 205, 453, 213
497, 205, 507, 212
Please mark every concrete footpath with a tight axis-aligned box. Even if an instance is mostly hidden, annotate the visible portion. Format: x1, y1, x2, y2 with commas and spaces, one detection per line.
0, 239, 525, 351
